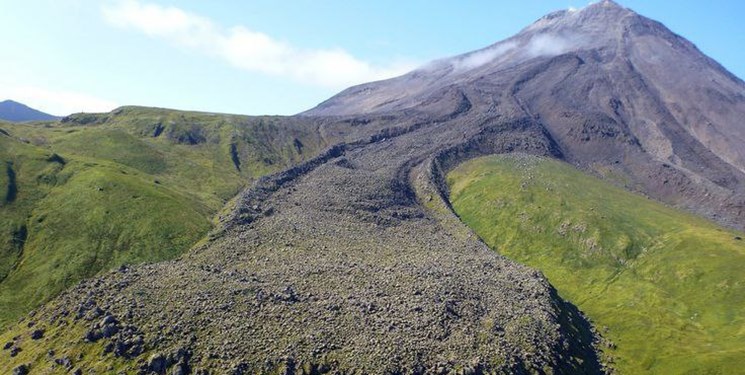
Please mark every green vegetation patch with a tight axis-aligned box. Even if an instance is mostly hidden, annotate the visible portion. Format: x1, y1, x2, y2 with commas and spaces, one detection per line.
0, 161, 211, 323
0, 107, 326, 328
447, 154, 745, 374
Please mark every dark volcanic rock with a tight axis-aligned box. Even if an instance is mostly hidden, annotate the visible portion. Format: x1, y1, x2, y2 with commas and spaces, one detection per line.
12, 364, 29, 375
10, 346, 21, 357
54, 356, 73, 369
147, 353, 167, 373
30, 329, 44, 340
10, 1, 745, 373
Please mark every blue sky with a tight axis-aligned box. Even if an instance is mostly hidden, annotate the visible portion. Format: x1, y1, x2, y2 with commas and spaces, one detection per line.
1, 0, 743, 116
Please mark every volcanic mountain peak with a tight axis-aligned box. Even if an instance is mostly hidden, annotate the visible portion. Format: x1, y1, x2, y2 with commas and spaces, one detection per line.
305, 1, 651, 117
307, 1, 745, 227
431, 2, 635, 81
523, 0, 631, 33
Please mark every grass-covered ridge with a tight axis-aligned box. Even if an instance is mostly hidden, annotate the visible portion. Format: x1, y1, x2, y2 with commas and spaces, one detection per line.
0, 107, 326, 328
447, 154, 745, 374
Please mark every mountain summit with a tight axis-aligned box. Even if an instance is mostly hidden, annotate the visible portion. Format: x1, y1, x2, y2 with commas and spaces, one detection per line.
308, 0, 745, 229
3, 2, 745, 374
0, 99, 59, 122
307, 0, 642, 116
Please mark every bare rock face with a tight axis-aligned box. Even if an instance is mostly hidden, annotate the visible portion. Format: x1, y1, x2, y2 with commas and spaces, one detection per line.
11, 1, 745, 373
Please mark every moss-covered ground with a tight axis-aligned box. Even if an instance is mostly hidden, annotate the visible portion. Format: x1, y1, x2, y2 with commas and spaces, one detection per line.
0, 108, 324, 328
448, 154, 745, 374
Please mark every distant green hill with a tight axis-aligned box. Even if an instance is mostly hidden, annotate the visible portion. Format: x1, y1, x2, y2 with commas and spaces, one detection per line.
448, 154, 745, 374
0, 107, 326, 328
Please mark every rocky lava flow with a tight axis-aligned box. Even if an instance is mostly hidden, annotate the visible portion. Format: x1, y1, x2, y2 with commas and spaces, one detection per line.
14, 101, 604, 373
7, 1, 745, 374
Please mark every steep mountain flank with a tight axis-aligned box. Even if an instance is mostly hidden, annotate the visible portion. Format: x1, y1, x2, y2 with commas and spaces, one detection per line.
308, 0, 745, 231
2, 1, 744, 373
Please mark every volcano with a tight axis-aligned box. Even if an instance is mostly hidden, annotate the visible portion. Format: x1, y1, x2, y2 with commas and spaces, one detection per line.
3, 1, 744, 373
308, 0, 745, 230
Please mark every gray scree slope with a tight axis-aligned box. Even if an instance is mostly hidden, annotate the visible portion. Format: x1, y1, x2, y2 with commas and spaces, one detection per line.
12, 1, 745, 373
309, 0, 745, 230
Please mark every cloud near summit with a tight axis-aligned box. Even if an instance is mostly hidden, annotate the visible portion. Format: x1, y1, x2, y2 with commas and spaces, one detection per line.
102, 0, 416, 88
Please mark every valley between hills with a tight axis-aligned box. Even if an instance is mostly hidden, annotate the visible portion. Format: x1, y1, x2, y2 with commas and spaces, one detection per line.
2, 1, 745, 374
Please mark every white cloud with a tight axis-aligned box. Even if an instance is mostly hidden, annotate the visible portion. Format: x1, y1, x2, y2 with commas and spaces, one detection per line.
0, 85, 118, 116
451, 41, 518, 71
102, 0, 417, 88
525, 34, 575, 58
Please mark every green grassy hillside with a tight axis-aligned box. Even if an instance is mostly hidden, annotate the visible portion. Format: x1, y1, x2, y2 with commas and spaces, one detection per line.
0, 108, 326, 328
447, 154, 745, 374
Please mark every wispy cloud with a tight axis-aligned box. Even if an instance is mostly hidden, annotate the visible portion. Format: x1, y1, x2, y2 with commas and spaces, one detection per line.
439, 32, 582, 74
0, 85, 118, 116
102, 0, 417, 88
525, 34, 579, 58
451, 41, 518, 71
